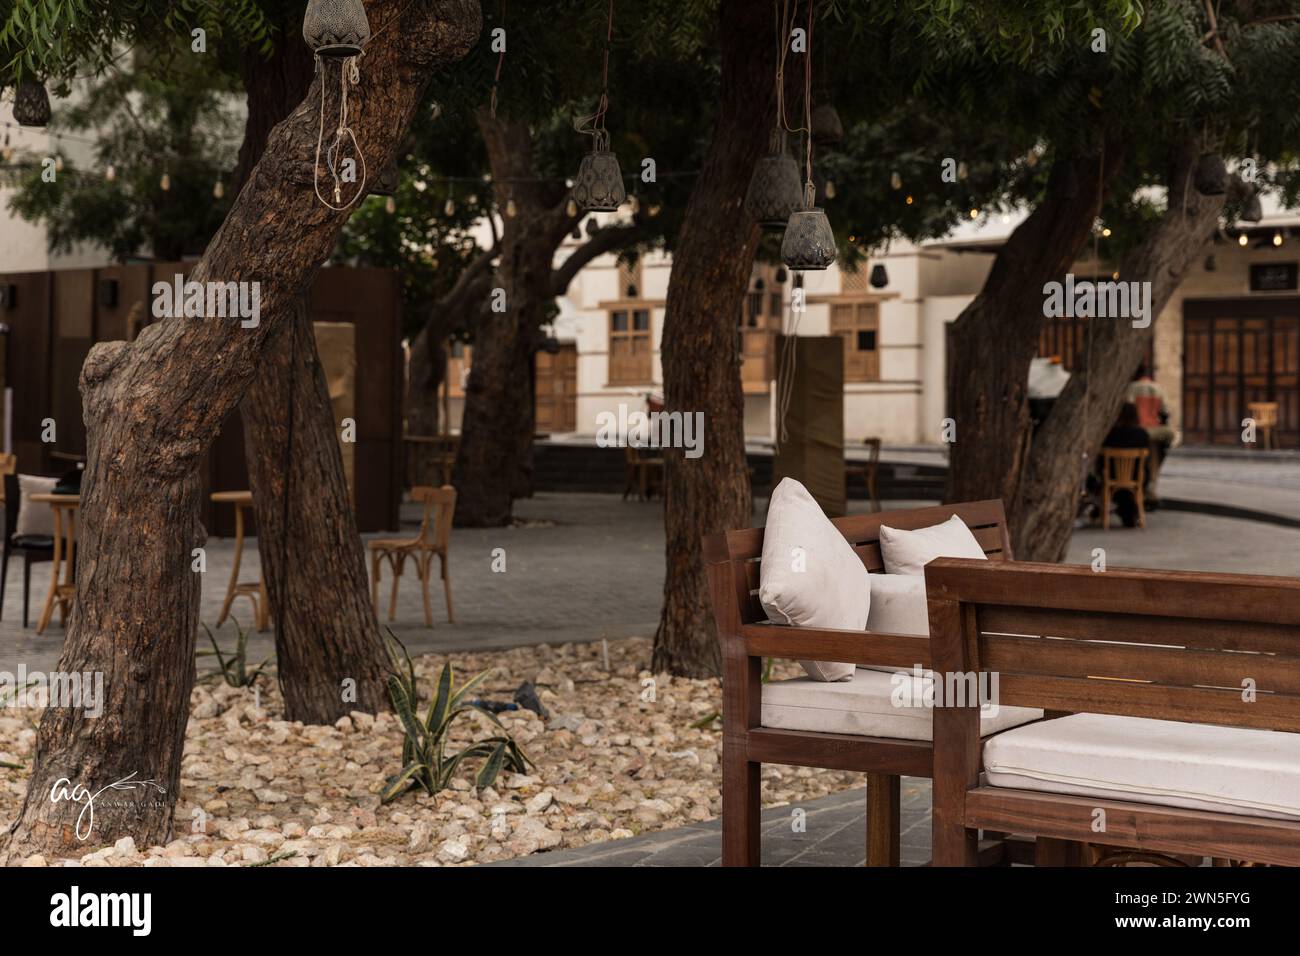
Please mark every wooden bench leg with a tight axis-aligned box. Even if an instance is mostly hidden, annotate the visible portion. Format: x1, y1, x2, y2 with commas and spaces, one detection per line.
1035, 836, 1086, 866
722, 740, 760, 866
866, 772, 900, 866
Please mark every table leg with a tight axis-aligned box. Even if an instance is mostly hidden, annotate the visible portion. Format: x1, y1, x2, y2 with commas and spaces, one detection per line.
217, 503, 245, 628
36, 507, 63, 635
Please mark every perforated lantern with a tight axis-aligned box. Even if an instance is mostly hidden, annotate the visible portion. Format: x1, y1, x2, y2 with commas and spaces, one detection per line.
572, 149, 625, 212
13, 81, 51, 127
1193, 153, 1227, 196
303, 0, 371, 58
745, 131, 803, 229
810, 104, 844, 146
869, 264, 889, 288
781, 191, 837, 272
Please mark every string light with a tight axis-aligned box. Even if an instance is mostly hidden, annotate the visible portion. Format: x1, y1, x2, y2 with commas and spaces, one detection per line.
54, 155, 64, 172
213, 179, 224, 199
1101, 227, 1111, 237
890, 171, 902, 190
566, 198, 578, 217
905, 194, 913, 205
969, 208, 978, 219
385, 195, 397, 214
1238, 233, 1249, 247
505, 197, 518, 218
105, 164, 116, 181
444, 196, 455, 216
160, 172, 171, 191
1274, 231, 1284, 247
823, 180, 836, 199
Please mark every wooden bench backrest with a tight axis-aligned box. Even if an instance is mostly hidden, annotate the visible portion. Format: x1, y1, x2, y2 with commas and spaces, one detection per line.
704, 499, 1011, 630
924, 558, 1300, 733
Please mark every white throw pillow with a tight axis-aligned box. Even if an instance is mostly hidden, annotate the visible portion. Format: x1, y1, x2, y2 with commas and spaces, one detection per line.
864, 573, 931, 675
15, 474, 58, 538
879, 514, 987, 577
760, 478, 870, 682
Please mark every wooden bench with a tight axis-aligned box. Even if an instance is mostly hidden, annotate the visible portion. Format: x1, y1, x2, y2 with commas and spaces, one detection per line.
704, 499, 1023, 867
926, 558, 1300, 867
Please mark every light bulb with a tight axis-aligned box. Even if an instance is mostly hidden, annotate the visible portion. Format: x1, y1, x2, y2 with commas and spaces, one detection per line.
1101, 227, 1111, 237
890, 171, 902, 190
444, 197, 455, 216
648, 203, 661, 218
566, 198, 578, 217
824, 180, 836, 199
105, 164, 116, 181
213, 180, 224, 199
1274, 231, 1284, 247
160, 172, 171, 191
969, 208, 978, 219
957, 161, 969, 180
55, 155, 64, 172
505, 198, 518, 218
1238, 233, 1249, 247
385, 195, 397, 214
905, 195, 914, 205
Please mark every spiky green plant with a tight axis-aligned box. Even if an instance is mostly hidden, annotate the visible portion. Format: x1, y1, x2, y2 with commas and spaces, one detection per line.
199, 622, 272, 688
381, 634, 530, 803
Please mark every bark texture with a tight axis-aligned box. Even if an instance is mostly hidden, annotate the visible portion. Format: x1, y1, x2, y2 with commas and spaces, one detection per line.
944, 140, 1125, 515
652, 0, 773, 677
228, 11, 391, 724
240, 299, 390, 721
1014, 140, 1233, 560
0, 0, 481, 861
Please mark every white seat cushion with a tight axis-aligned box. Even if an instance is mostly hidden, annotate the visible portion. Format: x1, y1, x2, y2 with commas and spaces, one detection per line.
759, 478, 870, 682
984, 713, 1300, 821
15, 474, 58, 538
761, 668, 1042, 741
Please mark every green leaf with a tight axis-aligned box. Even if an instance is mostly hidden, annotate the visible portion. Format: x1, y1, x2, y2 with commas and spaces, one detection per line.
387, 675, 426, 745
475, 743, 508, 790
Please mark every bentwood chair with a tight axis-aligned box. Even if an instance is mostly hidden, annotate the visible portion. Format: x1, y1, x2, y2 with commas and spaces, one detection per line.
1, 472, 54, 627
1100, 447, 1149, 530
845, 437, 882, 512
369, 485, 455, 627
1247, 401, 1279, 450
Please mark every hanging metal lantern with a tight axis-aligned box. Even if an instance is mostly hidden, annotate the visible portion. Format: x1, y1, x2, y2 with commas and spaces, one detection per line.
781, 188, 837, 271
303, 0, 371, 57
572, 149, 625, 212
1193, 153, 1227, 195
810, 104, 843, 146
745, 130, 803, 229
370, 161, 399, 196
13, 81, 51, 127
1242, 190, 1263, 223
869, 264, 889, 288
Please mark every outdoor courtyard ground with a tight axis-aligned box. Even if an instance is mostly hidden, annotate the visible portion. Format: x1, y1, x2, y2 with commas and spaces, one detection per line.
1, 448, 1297, 866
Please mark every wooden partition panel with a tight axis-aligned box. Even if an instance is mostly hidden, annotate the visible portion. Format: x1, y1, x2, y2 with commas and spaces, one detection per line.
3, 272, 54, 474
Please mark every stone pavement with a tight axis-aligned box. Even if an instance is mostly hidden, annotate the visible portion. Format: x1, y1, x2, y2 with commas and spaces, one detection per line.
491, 782, 933, 867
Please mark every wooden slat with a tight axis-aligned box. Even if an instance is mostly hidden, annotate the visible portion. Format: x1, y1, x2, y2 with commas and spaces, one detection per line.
966, 788, 1300, 867
741, 622, 931, 669
982, 632, 1300, 695
746, 728, 932, 776
994, 673, 1300, 732
926, 558, 1300, 626
718, 499, 1007, 562
981, 604, 1300, 657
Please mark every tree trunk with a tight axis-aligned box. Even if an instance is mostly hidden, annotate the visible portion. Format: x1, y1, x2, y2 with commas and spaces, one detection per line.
406, 322, 447, 486
0, 0, 481, 862
229, 11, 391, 724
239, 299, 390, 722
944, 141, 1125, 514
652, 0, 772, 677
1013, 140, 1232, 560
451, 112, 566, 527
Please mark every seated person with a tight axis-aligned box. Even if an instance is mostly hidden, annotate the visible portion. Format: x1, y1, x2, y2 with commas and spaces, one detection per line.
1087, 402, 1150, 528
1125, 364, 1174, 506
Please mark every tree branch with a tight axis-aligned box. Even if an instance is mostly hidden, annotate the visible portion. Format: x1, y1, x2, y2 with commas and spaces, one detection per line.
551, 219, 648, 296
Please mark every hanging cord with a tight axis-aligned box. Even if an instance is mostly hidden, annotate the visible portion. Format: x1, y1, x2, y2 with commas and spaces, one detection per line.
489, 0, 506, 119
313, 54, 367, 210
775, 1, 818, 450
574, 0, 615, 150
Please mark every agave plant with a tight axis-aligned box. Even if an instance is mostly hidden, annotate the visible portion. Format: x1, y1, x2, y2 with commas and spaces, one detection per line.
198, 622, 273, 688
382, 635, 531, 803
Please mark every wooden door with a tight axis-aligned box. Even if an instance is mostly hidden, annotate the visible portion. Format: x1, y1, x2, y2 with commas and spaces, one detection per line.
535, 343, 577, 433
1183, 299, 1299, 447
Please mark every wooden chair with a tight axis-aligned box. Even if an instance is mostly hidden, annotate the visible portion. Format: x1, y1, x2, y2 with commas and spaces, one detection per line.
927, 558, 1300, 867
1, 472, 54, 627
1247, 401, 1279, 450
704, 499, 1031, 867
844, 437, 882, 512
369, 485, 455, 627
622, 446, 664, 501
1100, 447, 1148, 529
